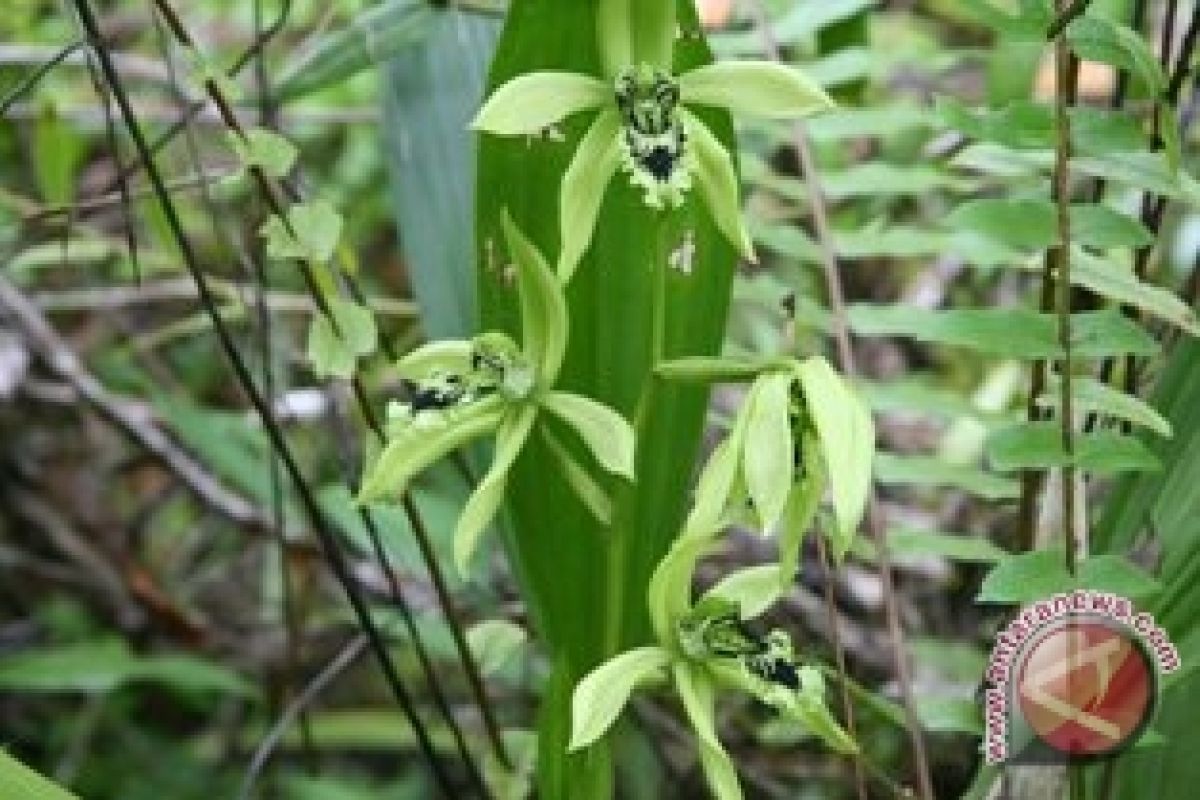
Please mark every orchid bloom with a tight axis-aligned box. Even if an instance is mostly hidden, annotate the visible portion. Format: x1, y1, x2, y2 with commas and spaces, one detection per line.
357, 214, 635, 573
657, 354, 876, 578
471, 0, 833, 281
569, 527, 858, 800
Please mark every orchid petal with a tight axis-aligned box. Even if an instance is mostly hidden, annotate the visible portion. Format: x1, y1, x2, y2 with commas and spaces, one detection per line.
473, 71, 608, 135
682, 110, 756, 262
679, 61, 834, 119
558, 108, 622, 283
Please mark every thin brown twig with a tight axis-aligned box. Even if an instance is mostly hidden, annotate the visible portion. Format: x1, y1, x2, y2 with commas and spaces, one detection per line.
748, 4, 934, 798
0, 273, 275, 535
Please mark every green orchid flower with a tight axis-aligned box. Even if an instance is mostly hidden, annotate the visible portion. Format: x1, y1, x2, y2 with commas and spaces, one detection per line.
357, 213, 635, 573
658, 354, 875, 579
569, 525, 858, 800
471, 1, 833, 281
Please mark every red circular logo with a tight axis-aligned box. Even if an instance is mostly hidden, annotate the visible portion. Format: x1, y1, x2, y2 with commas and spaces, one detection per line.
1016, 617, 1154, 758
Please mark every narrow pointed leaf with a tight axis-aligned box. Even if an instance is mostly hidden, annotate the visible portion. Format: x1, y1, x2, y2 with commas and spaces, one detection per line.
675, 662, 745, 800
454, 406, 537, 573
358, 397, 506, 503
680, 61, 834, 119
568, 646, 670, 751
502, 212, 568, 382
1039, 375, 1173, 438
684, 110, 755, 262
540, 391, 635, 479
473, 71, 609, 135
558, 108, 622, 282
742, 372, 795, 533
542, 428, 614, 525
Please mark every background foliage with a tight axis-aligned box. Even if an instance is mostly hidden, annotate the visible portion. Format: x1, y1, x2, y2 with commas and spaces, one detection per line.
1, 0, 1198, 798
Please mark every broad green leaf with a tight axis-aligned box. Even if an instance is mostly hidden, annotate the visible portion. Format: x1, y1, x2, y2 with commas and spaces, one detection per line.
673, 662, 743, 800
541, 428, 614, 525
0, 750, 79, 800
306, 298, 378, 380
467, 619, 528, 676
655, 356, 771, 383
273, 0, 434, 100
796, 358, 873, 552
713, 0, 874, 54
539, 391, 635, 479
854, 528, 1009, 564
874, 453, 1020, 500
679, 61, 833, 119
1039, 375, 1172, 438
946, 199, 1056, 250
557, 108, 622, 281
704, 564, 782, 620
1071, 151, 1200, 203
848, 306, 1159, 359
741, 373, 794, 532
918, 697, 983, 734
1070, 204, 1153, 249
684, 109, 755, 261
473, 71, 609, 135
1066, 16, 1165, 95
230, 128, 297, 178
1069, 247, 1200, 337
0, 639, 253, 696
358, 397, 506, 503
262, 199, 343, 263
502, 212, 568, 381
382, 11, 498, 340
938, 97, 1144, 155
987, 421, 1162, 474
568, 646, 670, 750
818, 162, 978, 199
394, 340, 474, 380
979, 550, 1160, 603
454, 406, 537, 573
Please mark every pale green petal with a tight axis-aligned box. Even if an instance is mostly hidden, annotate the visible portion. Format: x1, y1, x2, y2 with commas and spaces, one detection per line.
795, 357, 875, 556
501, 212, 569, 383
703, 564, 783, 621
539, 390, 635, 479
558, 108, 622, 283
394, 339, 473, 380
472, 71, 609, 135
596, 0, 633, 77
778, 439, 825, 589
682, 110, 756, 262
453, 406, 536, 574
648, 534, 714, 644
358, 397, 506, 504
568, 646, 671, 751
631, 0, 676, 71
674, 663, 743, 800
742, 372, 795, 533
679, 61, 834, 119
541, 428, 614, 525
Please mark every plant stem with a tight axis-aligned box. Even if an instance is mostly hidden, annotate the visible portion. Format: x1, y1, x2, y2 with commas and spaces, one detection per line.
67, 2, 458, 793
1053, 11, 1079, 578
748, 4, 934, 798
144, 0, 509, 770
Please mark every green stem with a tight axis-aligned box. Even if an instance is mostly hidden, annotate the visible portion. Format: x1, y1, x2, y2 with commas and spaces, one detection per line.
602, 222, 671, 660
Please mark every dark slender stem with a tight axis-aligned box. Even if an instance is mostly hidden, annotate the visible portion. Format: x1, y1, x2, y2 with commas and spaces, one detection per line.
1046, 0, 1092, 39
67, 3, 458, 794
1052, 12, 1079, 577
814, 534, 866, 800
143, 0, 509, 769
0, 40, 83, 115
